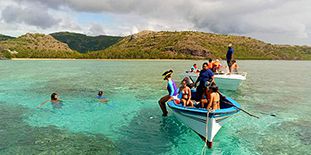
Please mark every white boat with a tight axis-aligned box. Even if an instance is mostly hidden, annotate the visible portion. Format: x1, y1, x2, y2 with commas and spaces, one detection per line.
181, 72, 247, 91
167, 92, 241, 148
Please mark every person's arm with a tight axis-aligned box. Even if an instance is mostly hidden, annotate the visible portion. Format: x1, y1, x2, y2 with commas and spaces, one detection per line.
194, 74, 200, 87
36, 100, 49, 108
168, 81, 175, 97
211, 75, 215, 83
187, 87, 191, 104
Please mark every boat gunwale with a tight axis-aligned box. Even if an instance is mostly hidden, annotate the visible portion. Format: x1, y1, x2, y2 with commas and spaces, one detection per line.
167, 96, 241, 116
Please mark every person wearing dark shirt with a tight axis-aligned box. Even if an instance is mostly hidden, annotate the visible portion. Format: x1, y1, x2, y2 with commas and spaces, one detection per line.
226, 43, 234, 72
194, 63, 214, 101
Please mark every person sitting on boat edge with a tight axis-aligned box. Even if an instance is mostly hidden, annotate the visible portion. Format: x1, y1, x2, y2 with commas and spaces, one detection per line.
208, 86, 220, 110
230, 60, 239, 73
182, 76, 195, 89
194, 62, 214, 101
158, 70, 179, 116
97, 90, 108, 103
200, 82, 215, 108
180, 80, 194, 107
191, 64, 199, 73
212, 59, 222, 73
36, 92, 63, 109
208, 59, 213, 69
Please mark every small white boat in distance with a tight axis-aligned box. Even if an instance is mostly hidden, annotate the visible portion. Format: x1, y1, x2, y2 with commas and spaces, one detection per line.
181, 72, 247, 91
214, 72, 247, 91
167, 92, 241, 148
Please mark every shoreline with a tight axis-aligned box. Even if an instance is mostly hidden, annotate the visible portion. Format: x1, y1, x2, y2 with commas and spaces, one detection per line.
11, 58, 76, 60
9, 58, 310, 61
10, 58, 196, 61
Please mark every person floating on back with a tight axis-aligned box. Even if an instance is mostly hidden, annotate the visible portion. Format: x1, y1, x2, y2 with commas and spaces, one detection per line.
36, 92, 63, 109
97, 90, 108, 103
226, 43, 234, 73
158, 70, 179, 116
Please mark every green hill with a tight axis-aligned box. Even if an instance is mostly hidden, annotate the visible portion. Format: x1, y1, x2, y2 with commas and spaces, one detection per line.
0, 34, 15, 41
88, 31, 311, 60
0, 33, 81, 58
50, 32, 123, 53
1, 31, 310, 60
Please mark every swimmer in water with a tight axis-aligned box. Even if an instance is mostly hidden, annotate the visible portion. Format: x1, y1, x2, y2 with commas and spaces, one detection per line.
36, 93, 63, 109
97, 90, 108, 103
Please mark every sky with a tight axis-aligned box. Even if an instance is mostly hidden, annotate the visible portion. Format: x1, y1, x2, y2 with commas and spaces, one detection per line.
0, 0, 310, 45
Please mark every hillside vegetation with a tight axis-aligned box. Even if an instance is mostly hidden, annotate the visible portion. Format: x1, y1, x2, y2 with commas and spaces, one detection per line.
0, 34, 15, 41
1, 31, 310, 60
50, 32, 123, 53
0, 33, 81, 58
88, 31, 311, 60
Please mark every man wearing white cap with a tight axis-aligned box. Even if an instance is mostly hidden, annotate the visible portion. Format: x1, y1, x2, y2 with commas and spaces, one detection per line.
226, 43, 234, 72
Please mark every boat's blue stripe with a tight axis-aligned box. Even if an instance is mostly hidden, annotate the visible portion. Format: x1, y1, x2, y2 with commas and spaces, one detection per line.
167, 99, 240, 116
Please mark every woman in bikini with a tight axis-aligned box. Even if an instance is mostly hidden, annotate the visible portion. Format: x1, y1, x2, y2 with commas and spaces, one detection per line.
180, 80, 194, 107
201, 86, 212, 108
207, 86, 220, 110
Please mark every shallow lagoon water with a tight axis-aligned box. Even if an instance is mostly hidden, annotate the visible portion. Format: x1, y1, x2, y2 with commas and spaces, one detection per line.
0, 60, 310, 154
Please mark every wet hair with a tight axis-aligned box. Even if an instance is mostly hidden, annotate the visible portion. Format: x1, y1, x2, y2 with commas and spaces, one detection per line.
211, 86, 218, 92
98, 91, 103, 96
51, 93, 58, 100
209, 59, 212, 63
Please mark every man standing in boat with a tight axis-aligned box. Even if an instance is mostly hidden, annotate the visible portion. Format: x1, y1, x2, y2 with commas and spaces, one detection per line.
158, 70, 179, 116
194, 63, 214, 101
226, 43, 234, 73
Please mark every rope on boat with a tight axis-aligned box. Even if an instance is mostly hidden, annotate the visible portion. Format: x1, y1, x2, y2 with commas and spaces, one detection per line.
201, 109, 210, 155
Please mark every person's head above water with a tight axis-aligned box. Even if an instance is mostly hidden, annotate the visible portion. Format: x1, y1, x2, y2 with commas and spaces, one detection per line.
98, 90, 103, 96
51, 93, 58, 100
162, 69, 173, 80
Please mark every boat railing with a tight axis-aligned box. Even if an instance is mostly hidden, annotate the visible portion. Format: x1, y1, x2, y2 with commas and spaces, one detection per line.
214, 72, 247, 77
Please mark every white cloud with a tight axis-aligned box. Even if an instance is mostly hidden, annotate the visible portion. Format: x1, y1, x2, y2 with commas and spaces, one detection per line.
0, 0, 311, 45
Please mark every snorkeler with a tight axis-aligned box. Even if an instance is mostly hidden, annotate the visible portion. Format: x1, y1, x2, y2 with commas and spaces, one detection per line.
97, 90, 108, 103
36, 93, 63, 109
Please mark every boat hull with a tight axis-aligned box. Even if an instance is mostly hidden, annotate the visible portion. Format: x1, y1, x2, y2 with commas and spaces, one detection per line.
214, 74, 246, 91
181, 72, 246, 91
167, 96, 240, 146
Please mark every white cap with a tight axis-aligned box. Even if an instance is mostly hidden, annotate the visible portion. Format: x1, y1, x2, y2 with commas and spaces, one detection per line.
228, 43, 232, 47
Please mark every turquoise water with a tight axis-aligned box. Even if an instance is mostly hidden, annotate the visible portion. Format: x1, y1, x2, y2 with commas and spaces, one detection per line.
0, 60, 310, 154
